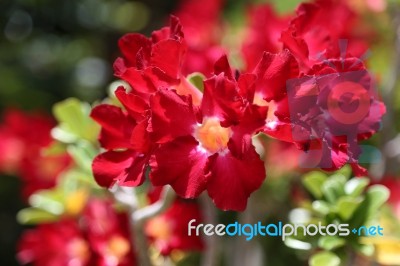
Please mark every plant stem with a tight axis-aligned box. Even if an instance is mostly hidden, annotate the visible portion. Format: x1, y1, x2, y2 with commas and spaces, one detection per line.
111, 185, 175, 266
200, 194, 219, 266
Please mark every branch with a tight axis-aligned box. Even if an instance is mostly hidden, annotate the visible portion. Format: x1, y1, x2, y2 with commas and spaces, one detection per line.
200, 194, 219, 266
111, 185, 175, 266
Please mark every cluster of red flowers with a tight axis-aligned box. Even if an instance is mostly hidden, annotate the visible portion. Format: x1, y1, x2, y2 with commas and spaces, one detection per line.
91, 0, 385, 211
18, 199, 135, 266
17, 194, 204, 266
0, 109, 71, 198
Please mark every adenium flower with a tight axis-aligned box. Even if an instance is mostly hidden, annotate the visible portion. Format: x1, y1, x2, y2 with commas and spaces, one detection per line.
18, 199, 136, 266
149, 56, 267, 211
17, 220, 92, 266
242, 4, 291, 71
0, 109, 71, 198
83, 199, 135, 266
174, 0, 226, 76
145, 186, 204, 255
256, 50, 385, 175
114, 16, 202, 105
281, 0, 373, 71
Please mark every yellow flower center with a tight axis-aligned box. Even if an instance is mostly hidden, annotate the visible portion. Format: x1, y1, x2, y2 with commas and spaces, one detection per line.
106, 235, 130, 261
68, 238, 90, 262
146, 216, 172, 240
195, 117, 231, 154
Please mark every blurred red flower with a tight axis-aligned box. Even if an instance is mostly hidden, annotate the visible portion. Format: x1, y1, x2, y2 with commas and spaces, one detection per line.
18, 199, 136, 266
145, 187, 204, 255
242, 4, 291, 71
281, 0, 373, 71
0, 109, 71, 198
18, 219, 93, 266
174, 0, 226, 76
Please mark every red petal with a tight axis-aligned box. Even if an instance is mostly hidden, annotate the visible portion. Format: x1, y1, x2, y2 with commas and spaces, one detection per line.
92, 150, 146, 187
207, 149, 266, 211
150, 39, 186, 79
119, 68, 157, 99
213, 55, 234, 80
90, 104, 134, 149
253, 50, 299, 102
229, 105, 268, 157
115, 87, 148, 120
130, 118, 151, 153
150, 89, 197, 143
201, 74, 242, 124
118, 33, 151, 68
150, 136, 209, 198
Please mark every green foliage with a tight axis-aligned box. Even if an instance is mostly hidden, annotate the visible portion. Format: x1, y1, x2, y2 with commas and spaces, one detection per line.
286, 168, 390, 265
309, 251, 340, 266
53, 98, 100, 144
18, 98, 103, 225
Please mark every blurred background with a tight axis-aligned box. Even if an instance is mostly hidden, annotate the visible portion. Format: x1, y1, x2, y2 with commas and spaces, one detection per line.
0, 0, 397, 265
0, 0, 182, 264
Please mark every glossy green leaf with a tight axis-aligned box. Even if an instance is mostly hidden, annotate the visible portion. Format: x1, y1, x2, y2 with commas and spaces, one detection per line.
345, 178, 369, 197
303, 171, 327, 199
17, 208, 59, 225
53, 98, 99, 142
309, 251, 341, 266
312, 200, 330, 215
337, 196, 363, 221
318, 236, 346, 250
365, 185, 390, 215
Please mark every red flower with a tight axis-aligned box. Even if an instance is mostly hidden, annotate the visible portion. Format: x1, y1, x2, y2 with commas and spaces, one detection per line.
255, 50, 385, 175
90, 89, 151, 188
18, 199, 136, 266
242, 4, 291, 71
83, 199, 135, 266
174, 0, 226, 76
145, 187, 204, 255
149, 56, 267, 211
91, 18, 210, 189
281, 0, 372, 71
17, 220, 93, 266
0, 109, 71, 198
114, 16, 202, 105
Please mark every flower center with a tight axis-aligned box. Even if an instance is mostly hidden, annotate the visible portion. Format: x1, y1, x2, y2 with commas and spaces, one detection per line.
195, 117, 231, 153
146, 216, 172, 240
106, 235, 130, 260
68, 238, 90, 263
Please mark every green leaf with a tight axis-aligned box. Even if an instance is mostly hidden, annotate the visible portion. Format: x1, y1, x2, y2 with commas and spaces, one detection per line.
67, 141, 97, 173
351, 242, 375, 257
303, 171, 327, 199
53, 98, 99, 142
337, 196, 363, 221
284, 237, 312, 250
17, 208, 59, 225
28, 190, 65, 215
322, 175, 347, 203
335, 165, 352, 179
318, 236, 346, 251
365, 185, 390, 215
350, 185, 390, 227
345, 178, 369, 197
187, 72, 205, 92
312, 200, 330, 215
309, 251, 341, 266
